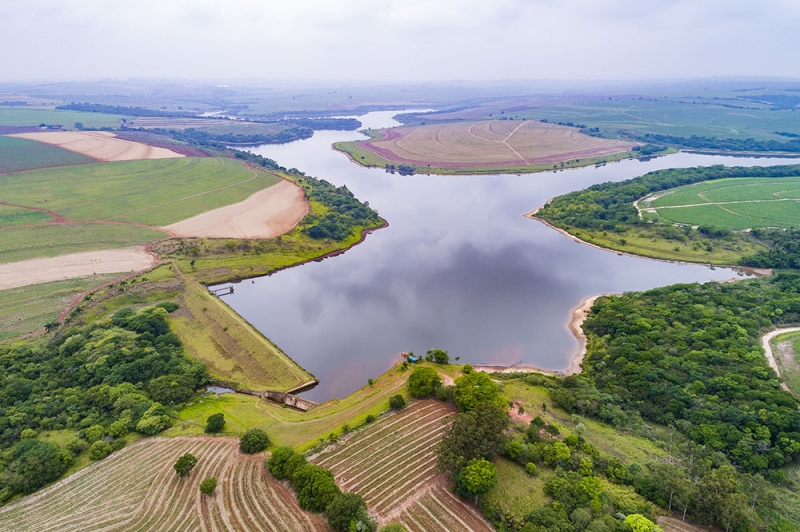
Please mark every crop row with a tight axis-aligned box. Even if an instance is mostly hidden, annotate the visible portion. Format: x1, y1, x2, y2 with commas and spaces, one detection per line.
399, 483, 494, 532
0, 436, 327, 532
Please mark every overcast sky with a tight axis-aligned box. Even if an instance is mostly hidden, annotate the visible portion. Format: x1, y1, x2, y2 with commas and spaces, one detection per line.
2, 0, 799, 82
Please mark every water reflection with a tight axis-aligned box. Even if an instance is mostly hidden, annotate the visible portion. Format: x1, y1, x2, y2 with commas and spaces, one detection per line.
220, 111, 800, 401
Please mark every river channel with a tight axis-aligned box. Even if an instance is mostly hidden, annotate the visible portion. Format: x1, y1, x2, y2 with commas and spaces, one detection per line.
221, 111, 800, 401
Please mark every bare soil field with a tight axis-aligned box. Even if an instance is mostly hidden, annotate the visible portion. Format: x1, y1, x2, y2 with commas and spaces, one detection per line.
164, 179, 310, 239
362, 120, 636, 168
312, 400, 490, 529
0, 247, 156, 290
10, 131, 185, 161
0, 437, 329, 532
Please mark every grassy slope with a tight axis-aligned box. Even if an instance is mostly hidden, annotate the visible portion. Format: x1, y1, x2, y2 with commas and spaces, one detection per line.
0, 108, 123, 129
0, 157, 281, 226
771, 331, 800, 396
484, 457, 554, 522
0, 275, 120, 341
0, 136, 94, 172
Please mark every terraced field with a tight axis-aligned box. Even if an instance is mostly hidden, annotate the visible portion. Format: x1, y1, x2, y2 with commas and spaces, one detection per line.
0, 437, 329, 532
312, 400, 492, 530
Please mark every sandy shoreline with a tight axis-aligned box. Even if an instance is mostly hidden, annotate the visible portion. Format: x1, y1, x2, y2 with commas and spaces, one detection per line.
565, 293, 617, 375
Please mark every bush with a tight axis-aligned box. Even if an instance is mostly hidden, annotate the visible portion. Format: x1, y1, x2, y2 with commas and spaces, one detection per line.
240, 429, 270, 454
425, 349, 450, 364
108, 421, 128, 438
267, 446, 296, 479
435, 385, 451, 402
174, 453, 198, 477
389, 394, 406, 410
84, 424, 105, 444
199, 477, 217, 495
284, 453, 308, 479
293, 464, 340, 512
365, 414, 376, 424
408, 367, 442, 398
88, 440, 112, 461
325, 492, 371, 531
379, 524, 407, 532
526, 462, 538, 476
205, 413, 225, 433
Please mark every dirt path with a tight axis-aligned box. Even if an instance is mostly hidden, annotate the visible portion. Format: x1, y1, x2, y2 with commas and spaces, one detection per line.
0, 247, 157, 290
761, 327, 800, 394
164, 180, 309, 239
10, 131, 184, 161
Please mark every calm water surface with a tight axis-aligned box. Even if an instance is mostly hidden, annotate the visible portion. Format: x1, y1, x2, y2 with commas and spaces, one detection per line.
220, 111, 800, 401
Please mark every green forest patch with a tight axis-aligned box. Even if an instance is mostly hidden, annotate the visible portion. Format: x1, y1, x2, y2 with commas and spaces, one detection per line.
0, 274, 119, 341
0, 223, 166, 263
0, 157, 281, 226
648, 177, 800, 230
0, 136, 94, 173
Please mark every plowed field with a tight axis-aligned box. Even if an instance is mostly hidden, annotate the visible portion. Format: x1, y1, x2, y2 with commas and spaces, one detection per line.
0, 437, 329, 532
312, 400, 492, 530
10, 131, 184, 161
361, 120, 635, 168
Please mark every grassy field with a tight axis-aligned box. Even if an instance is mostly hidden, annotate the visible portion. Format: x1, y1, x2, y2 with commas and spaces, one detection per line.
484, 457, 554, 523
0, 157, 281, 226
0, 135, 94, 172
0, 108, 123, 129
0, 274, 120, 340
336, 121, 639, 175
0, 204, 52, 227
645, 177, 800, 230
0, 223, 166, 263
0, 437, 329, 532
771, 331, 800, 396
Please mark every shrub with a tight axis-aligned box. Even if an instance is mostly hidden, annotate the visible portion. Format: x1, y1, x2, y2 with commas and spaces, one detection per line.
425, 349, 450, 364
84, 424, 105, 444
108, 421, 128, 438
88, 440, 112, 461
526, 462, 538, 476
408, 367, 442, 398
389, 394, 406, 410
365, 414, 376, 424
199, 477, 217, 495
435, 385, 451, 402
239, 428, 270, 454
174, 453, 198, 477
325, 492, 371, 531
205, 413, 225, 433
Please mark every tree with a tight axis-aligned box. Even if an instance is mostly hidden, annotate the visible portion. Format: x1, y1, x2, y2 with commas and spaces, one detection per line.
389, 394, 406, 410
425, 349, 450, 364
325, 492, 372, 531
148, 374, 195, 405
457, 458, 497, 503
0, 439, 72, 495
205, 413, 225, 433
88, 440, 112, 460
407, 367, 442, 398
624, 514, 662, 532
174, 453, 198, 477
437, 402, 509, 473
239, 429, 270, 454
84, 424, 105, 444
453, 371, 503, 412
74, 122, 84, 130
543, 442, 572, 469
292, 464, 341, 512
267, 446, 296, 479
199, 477, 217, 495
44, 320, 60, 336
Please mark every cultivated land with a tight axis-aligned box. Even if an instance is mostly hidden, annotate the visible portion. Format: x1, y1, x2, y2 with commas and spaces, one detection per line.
11, 131, 185, 161
642, 177, 800, 229
0, 107, 124, 129
312, 399, 492, 531
0, 136, 94, 172
337, 120, 637, 174
0, 437, 330, 532
165, 179, 309, 239
0, 247, 155, 290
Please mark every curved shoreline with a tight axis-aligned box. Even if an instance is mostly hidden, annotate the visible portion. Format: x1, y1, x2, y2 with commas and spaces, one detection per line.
565, 293, 617, 375
524, 205, 772, 279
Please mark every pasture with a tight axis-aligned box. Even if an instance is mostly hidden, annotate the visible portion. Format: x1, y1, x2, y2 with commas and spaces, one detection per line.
0, 437, 329, 532
645, 177, 800, 229
0, 135, 93, 172
0, 157, 281, 226
0, 108, 123, 129
341, 120, 635, 174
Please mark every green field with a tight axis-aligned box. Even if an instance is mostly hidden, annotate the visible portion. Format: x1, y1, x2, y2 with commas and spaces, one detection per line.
0, 204, 52, 227
0, 223, 166, 263
648, 177, 800, 229
0, 108, 124, 129
484, 457, 554, 522
0, 275, 120, 341
771, 331, 800, 397
0, 157, 281, 226
0, 136, 94, 172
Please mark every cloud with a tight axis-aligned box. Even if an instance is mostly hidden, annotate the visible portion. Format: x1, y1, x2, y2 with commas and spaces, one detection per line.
1, 0, 798, 81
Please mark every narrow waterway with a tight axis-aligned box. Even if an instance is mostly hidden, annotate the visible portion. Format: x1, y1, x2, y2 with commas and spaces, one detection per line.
221, 111, 800, 401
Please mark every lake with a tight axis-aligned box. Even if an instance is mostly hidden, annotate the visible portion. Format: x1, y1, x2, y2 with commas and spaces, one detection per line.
220, 111, 800, 401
